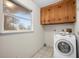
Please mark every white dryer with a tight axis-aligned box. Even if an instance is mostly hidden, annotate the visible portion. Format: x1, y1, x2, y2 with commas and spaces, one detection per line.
53, 33, 76, 58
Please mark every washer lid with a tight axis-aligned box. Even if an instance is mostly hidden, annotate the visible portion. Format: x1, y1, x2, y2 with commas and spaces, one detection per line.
55, 39, 74, 56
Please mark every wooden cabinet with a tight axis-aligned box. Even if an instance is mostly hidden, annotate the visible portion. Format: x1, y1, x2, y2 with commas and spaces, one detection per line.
41, 0, 76, 25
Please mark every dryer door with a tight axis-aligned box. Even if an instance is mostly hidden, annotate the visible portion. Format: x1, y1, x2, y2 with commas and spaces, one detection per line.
55, 39, 74, 56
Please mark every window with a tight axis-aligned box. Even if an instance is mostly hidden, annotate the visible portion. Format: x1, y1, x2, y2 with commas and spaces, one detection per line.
3, 0, 32, 32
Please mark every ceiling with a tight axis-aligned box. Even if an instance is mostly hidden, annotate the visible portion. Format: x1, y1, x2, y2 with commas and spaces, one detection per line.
32, 0, 62, 7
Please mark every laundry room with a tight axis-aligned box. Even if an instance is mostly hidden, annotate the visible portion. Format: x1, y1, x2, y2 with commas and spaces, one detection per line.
0, 0, 78, 58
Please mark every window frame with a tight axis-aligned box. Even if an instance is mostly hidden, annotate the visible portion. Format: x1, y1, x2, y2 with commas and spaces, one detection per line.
1, 0, 34, 33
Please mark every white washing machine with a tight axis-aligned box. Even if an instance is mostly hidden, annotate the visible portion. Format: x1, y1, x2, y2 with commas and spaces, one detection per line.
53, 33, 76, 58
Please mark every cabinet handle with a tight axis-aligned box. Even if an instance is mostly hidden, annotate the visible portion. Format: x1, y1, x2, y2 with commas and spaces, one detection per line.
64, 16, 69, 19
48, 20, 50, 22
67, 16, 69, 19
44, 20, 45, 23
73, 1, 75, 5
73, 16, 76, 19
58, 18, 61, 20
48, 9, 50, 11
58, 6, 61, 8
64, 16, 66, 19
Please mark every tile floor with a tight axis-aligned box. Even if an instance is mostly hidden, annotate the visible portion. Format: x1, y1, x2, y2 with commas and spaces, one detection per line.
33, 47, 53, 58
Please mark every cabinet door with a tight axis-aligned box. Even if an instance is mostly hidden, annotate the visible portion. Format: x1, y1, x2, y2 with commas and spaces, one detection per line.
41, 8, 45, 24
49, 6, 55, 24
54, 4, 64, 24
70, 0, 76, 22
44, 7, 50, 24
62, 2, 69, 23
54, 5, 60, 23
41, 7, 50, 24
66, 0, 76, 22
57, 3, 65, 23
54, 5, 59, 23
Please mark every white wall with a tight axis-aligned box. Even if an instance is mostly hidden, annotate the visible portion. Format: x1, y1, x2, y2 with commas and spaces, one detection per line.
0, 0, 44, 58
74, 0, 79, 57
44, 24, 75, 47
75, 0, 79, 33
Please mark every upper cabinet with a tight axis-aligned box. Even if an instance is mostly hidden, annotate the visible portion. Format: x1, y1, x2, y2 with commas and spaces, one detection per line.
41, 0, 76, 25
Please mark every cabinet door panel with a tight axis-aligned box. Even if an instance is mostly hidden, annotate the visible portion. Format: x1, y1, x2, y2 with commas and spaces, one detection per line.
41, 8, 45, 24
44, 8, 50, 24
66, 0, 76, 22
49, 6, 55, 23
41, 7, 50, 24
54, 4, 64, 23
70, 0, 76, 22
58, 4, 64, 23
54, 5, 60, 23
63, 2, 69, 23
